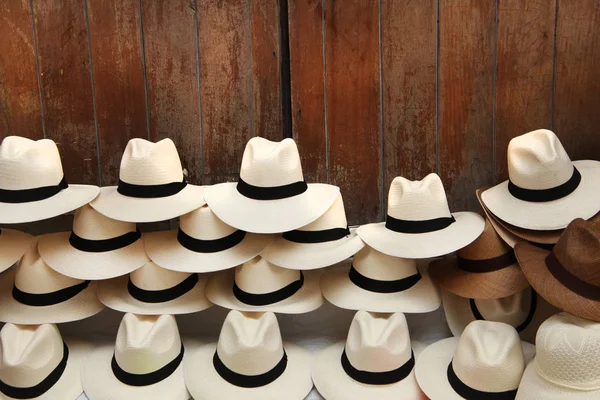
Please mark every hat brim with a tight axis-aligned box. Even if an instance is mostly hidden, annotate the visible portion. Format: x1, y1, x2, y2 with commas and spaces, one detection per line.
143, 230, 275, 273
0, 229, 34, 274
481, 160, 600, 230
184, 342, 313, 400
90, 184, 205, 223
38, 232, 149, 280
357, 212, 485, 258
320, 262, 441, 313
203, 182, 340, 234
205, 269, 323, 314
0, 185, 99, 224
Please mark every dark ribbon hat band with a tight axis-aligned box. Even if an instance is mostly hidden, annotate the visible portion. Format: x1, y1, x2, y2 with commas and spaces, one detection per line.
386, 215, 456, 234
349, 265, 421, 294
341, 349, 415, 385
213, 350, 287, 388
470, 290, 537, 333
457, 250, 517, 273
0, 342, 69, 399
117, 178, 187, 199
0, 176, 68, 204
447, 361, 517, 399
127, 273, 198, 303
545, 252, 600, 300
112, 344, 184, 387
177, 229, 246, 253
13, 280, 90, 307
508, 166, 581, 203
236, 178, 308, 200
282, 227, 350, 244
233, 272, 304, 306
69, 229, 142, 253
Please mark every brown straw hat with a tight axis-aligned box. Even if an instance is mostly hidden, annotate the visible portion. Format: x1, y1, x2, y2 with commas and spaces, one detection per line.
515, 218, 600, 322
429, 217, 529, 299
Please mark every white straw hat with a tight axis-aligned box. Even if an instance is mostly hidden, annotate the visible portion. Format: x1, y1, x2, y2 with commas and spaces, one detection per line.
203, 137, 339, 234
357, 173, 484, 258
82, 313, 191, 400
516, 312, 600, 399
205, 256, 322, 314
144, 205, 274, 273
184, 310, 313, 400
313, 311, 427, 400
320, 245, 441, 313
0, 239, 104, 324
416, 320, 536, 400
37, 204, 149, 280
0, 137, 99, 223
0, 228, 33, 274
261, 194, 364, 270
481, 129, 600, 230
97, 261, 212, 315
90, 138, 205, 223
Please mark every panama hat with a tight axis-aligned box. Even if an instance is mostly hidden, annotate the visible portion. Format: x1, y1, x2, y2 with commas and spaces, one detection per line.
481, 129, 600, 230
357, 173, 484, 258
90, 138, 205, 223
0, 239, 104, 324
516, 312, 600, 400
320, 245, 441, 313
515, 218, 600, 322
261, 193, 364, 270
0, 323, 92, 400
205, 256, 322, 314
416, 320, 535, 399
98, 260, 212, 315
37, 204, 149, 280
313, 311, 427, 400
184, 310, 313, 400
0, 137, 99, 223
144, 205, 273, 273
83, 313, 191, 400
0, 228, 33, 274
203, 137, 339, 234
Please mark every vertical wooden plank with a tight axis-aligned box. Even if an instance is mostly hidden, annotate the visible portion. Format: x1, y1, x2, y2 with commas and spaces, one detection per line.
198, 0, 252, 184
142, 0, 202, 182
32, 0, 99, 184
554, 0, 600, 160
495, 0, 555, 182
325, 0, 381, 225
438, 0, 496, 210
87, 0, 147, 185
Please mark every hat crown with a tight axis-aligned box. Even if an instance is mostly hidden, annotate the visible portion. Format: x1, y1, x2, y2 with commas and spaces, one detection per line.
552, 218, 600, 285
217, 311, 285, 376
0, 137, 64, 190
235, 256, 301, 294
300, 193, 347, 231
119, 138, 184, 185
72, 204, 137, 240
239, 138, 304, 187
458, 217, 513, 260
180, 205, 236, 240
387, 173, 452, 221
472, 289, 532, 327
130, 261, 191, 290
353, 246, 419, 281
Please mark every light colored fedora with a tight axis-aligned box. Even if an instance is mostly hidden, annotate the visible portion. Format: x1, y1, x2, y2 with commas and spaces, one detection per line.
98, 260, 212, 315
184, 310, 313, 400
320, 245, 441, 313
357, 173, 484, 258
261, 193, 365, 270
205, 256, 322, 314
37, 204, 149, 280
481, 129, 600, 230
516, 312, 600, 399
90, 138, 205, 223
82, 313, 191, 400
416, 320, 536, 400
0, 137, 99, 223
203, 137, 339, 234
0, 228, 33, 274
144, 205, 273, 273
0, 239, 104, 324
313, 311, 427, 400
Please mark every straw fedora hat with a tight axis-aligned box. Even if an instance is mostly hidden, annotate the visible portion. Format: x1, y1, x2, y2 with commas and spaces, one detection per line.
357, 173, 484, 258
37, 204, 149, 280
205, 256, 322, 314
313, 311, 427, 400
83, 313, 191, 400
203, 137, 340, 234
144, 205, 273, 273
481, 129, 600, 231
320, 245, 441, 313
515, 218, 600, 322
0, 228, 33, 274
184, 310, 313, 400
0, 239, 104, 324
98, 260, 212, 315
0, 137, 99, 223
261, 193, 365, 270
516, 312, 600, 399
90, 138, 205, 223
0, 323, 92, 400
417, 320, 536, 400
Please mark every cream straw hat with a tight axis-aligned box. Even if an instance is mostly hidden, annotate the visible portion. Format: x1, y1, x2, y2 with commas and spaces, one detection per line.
0, 228, 33, 274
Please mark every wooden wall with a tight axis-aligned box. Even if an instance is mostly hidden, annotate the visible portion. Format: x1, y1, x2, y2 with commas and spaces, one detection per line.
1, 0, 599, 225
